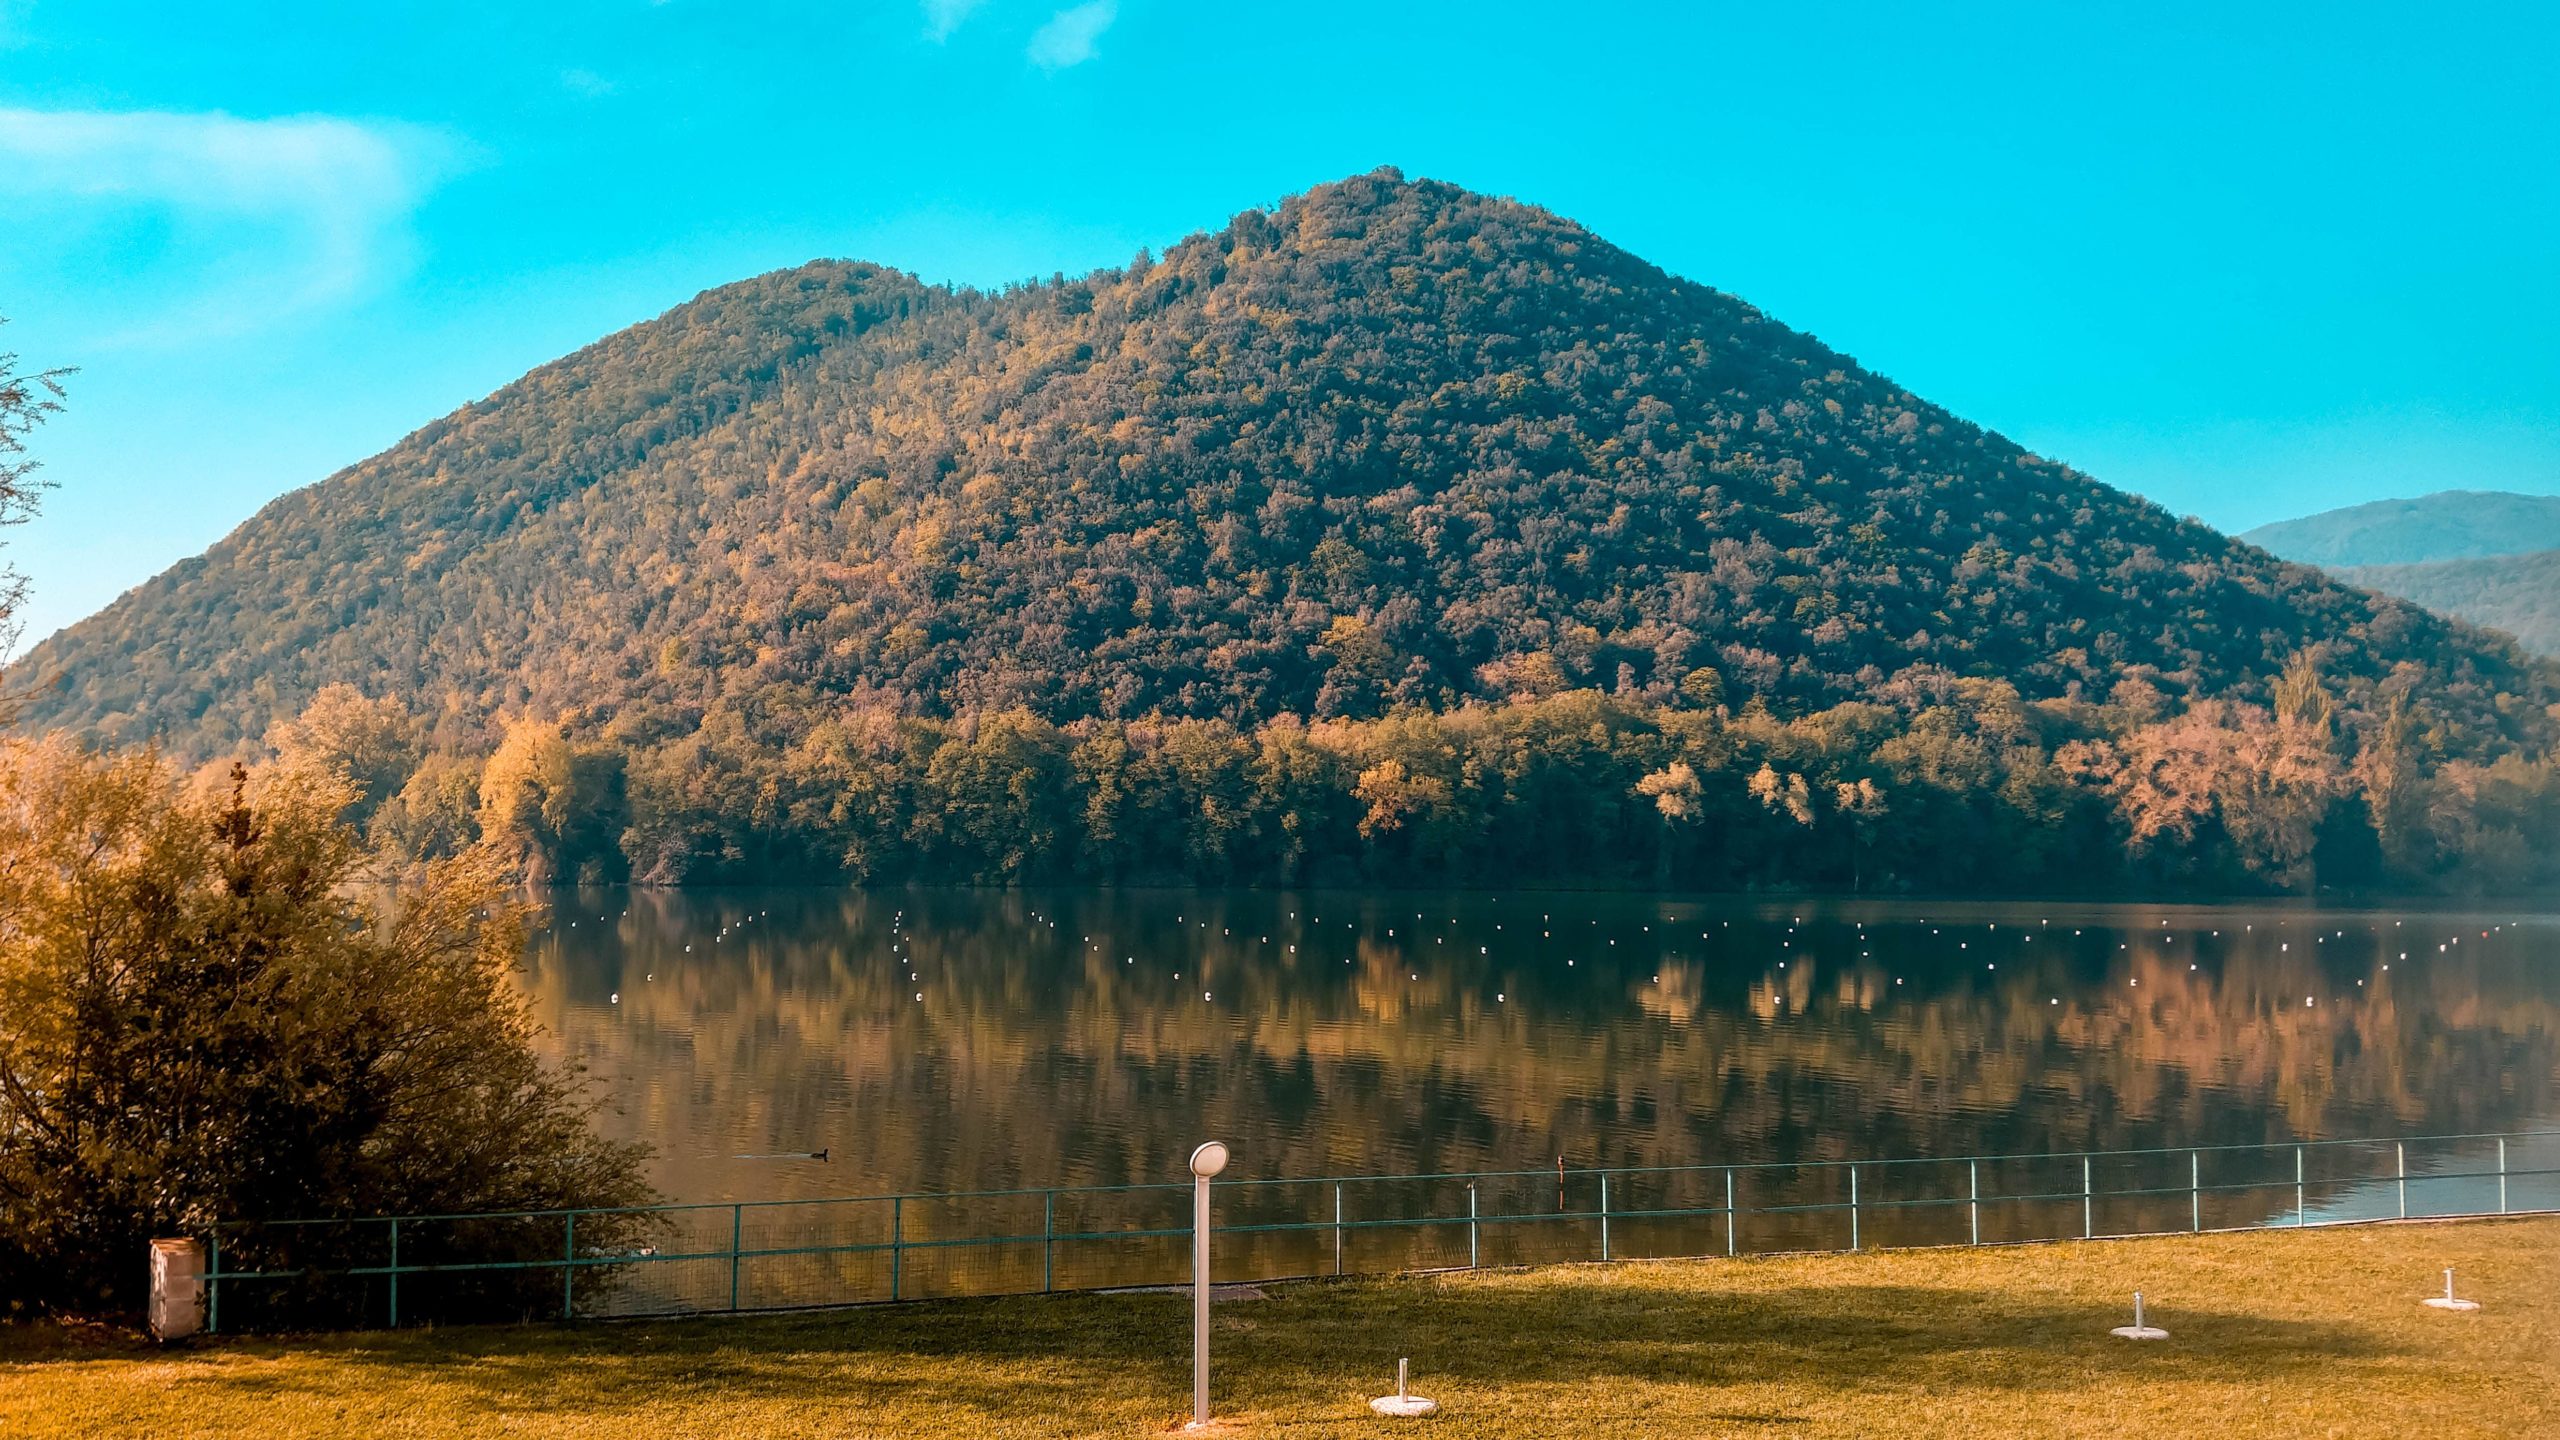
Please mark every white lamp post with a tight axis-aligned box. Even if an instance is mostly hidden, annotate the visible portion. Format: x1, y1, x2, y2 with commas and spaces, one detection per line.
1188, 1140, 1230, 1429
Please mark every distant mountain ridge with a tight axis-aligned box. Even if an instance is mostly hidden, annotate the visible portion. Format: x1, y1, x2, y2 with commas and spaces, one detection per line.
2242, 489, 2560, 660
2338, 549, 2560, 659
2240, 490, 2560, 568
12, 169, 2552, 768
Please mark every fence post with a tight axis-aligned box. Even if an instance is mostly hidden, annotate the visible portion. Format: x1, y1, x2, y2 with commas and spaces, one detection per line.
206, 1229, 220, 1336
1468, 1183, 1480, 1269
1044, 1191, 1056, 1294
1333, 1183, 1344, 1277
2296, 1145, 2306, 1228
2500, 1138, 2509, 1216
1725, 1167, 1737, 1257
1849, 1166, 1860, 1251
388, 1219, 401, 1330
1599, 1173, 1611, 1262
730, 1204, 743, 1312
2190, 1151, 2201, 1233
1969, 1159, 1980, 1246
2082, 1156, 2092, 1240
562, 1211, 576, 1322
891, 1197, 904, 1302
2396, 1142, 2408, 1220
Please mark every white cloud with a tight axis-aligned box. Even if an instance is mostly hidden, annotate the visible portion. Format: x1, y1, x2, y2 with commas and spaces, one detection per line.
1028, 0, 1117, 69
922, 0, 986, 40
561, 67, 618, 98
0, 107, 443, 345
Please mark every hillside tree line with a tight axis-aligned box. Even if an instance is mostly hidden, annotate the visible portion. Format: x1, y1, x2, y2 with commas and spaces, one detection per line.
268, 651, 2560, 896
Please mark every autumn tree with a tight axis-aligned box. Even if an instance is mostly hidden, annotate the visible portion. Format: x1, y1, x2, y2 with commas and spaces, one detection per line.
478, 715, 628, 885
2352, 690, 2428, 872
2247, 650, 2348, 887
375, 753, 485, 865
1748, 763, 1815, 826
1636, 761, 1703, 821
0, 317, 67, 662
1833, 777, 1889, 890
0, 739, 653, 1316
917, 710, 1071, 878
1635, 760, 1702, 883
267, 683, 424, 828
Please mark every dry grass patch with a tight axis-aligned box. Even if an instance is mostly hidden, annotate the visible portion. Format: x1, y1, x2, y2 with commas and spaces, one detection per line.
3, 1217, 2553, 1438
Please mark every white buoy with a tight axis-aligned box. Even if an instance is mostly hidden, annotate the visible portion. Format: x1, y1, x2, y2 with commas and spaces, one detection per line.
2422, 1268, 2480, 1312
2111, 1291, 2169, 1340
1369, 1358, 1439, 1418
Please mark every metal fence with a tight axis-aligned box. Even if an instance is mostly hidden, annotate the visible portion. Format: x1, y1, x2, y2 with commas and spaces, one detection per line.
203, 1128, 2560, 1333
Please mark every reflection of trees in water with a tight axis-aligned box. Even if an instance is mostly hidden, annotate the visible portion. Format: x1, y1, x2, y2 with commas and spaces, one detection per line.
515, 890, 2560, 1202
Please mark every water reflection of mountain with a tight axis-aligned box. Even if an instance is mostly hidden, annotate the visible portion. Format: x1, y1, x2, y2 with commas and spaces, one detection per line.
515, 890, 2560, 1203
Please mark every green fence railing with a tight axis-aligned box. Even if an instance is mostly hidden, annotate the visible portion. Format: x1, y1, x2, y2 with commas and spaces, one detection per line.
203, 1128, 2560, 1333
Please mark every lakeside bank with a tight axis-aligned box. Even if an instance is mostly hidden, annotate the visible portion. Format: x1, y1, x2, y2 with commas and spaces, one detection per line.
8, 1216, 2554, 1438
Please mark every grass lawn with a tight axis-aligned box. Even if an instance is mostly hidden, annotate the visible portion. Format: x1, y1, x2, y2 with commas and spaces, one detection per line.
4, 1217, 2553, 1438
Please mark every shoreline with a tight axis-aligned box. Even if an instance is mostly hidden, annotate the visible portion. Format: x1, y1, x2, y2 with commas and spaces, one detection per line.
12, 1216, 2555, 1437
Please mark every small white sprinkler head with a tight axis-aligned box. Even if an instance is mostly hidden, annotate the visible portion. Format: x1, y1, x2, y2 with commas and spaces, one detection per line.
2111, 1291, 2169, 1340
1369, 1358, 1439, 1418
2423, 1268, 2481, 1312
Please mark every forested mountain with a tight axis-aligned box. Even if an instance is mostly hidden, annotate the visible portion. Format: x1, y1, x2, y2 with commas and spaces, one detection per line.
2338, 550, 2560, 659
2240, 490, 2560, 568
16, 170, 2560, 894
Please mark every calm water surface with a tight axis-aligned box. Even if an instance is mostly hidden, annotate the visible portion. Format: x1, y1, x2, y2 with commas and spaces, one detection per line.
516, 890, 2560, 1204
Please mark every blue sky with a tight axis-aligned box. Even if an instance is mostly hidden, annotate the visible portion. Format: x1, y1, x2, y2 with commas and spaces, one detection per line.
2, 0, 2554, 646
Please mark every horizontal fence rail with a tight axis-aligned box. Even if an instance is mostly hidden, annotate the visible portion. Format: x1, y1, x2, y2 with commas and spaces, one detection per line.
202, 1129, 2560, 1333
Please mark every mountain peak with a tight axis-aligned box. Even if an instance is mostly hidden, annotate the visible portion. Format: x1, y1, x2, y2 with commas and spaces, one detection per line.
15, 177, 2550, 765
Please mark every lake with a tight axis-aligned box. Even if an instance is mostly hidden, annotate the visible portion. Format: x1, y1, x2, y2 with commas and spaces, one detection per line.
517, 889, 2560, 1206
